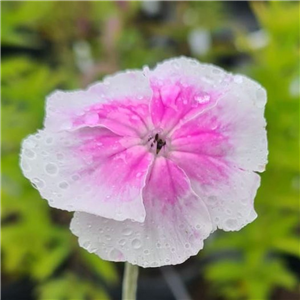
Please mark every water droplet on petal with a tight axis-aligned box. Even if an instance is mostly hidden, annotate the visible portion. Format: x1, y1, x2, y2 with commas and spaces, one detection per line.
225, 219, 238, 229
56, 153, 64, 161
122, 228, 132, 236
21, 160, 31, 172
62, 121, 72, 130
82, 241, 91, 249
72, 174, 80, 181
32, 178, 45, 189
118, 239, 126, 246
109, 248, 123, 260
45, 163, 58, 175
58, 181, 69, 189
172, 61, 180, 69
24, 149, 36, 159
208, 195, 218, 205
234, 75, 243, 84
45, 137, 54, 144
194, 93, 210, 103
132, 238, 142, 249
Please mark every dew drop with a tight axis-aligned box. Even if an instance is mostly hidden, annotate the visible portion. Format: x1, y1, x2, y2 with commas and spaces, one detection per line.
118, 239, 126, 246
172, 61, 180, 69
194, 94, 210, 103
21, 160, 31, 172
156, 242, 161, 249
32, 178, 45, 189
105, 235, 111, 240
212, 68, 221, 75
62, 121, 72, 130
225, 219, 238, 229
132, 238, 142, 249
226, 209, 232, 215
25, 139, 37, 148
208, 195, 218, 204
151, 262, 158, 267
58, 181, 69, 189
45, 137, 54, 144
189, 60, 198, 67
122, 228, 132, 236
82, 241, 90, 249
45, 163, 58, 175
109, 248, 123, 260
72, 174, 80, 181
184, 243, 190, 249
234, 75, 243, 84
56, 153, 64, 161
143, 249, 149, 255
24, 149, 36, 159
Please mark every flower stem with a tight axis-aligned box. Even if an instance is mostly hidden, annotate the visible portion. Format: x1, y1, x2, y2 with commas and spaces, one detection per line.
122, 262, 139, 300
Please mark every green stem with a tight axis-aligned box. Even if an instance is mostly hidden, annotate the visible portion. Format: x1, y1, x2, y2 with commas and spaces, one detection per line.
122, 262, 139, 300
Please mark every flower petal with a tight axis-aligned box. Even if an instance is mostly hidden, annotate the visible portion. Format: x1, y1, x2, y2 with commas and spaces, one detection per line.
148, 57, 230, 132
45, 70, 152, 137
169, 151, 260, 231
20, 127, 153, 222
171, 72, 268, 173
70, 157, 213, 267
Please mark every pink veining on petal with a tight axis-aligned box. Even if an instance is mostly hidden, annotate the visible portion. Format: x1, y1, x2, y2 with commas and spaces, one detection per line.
73, 101, 152, 137
149, 81, 221, 134
74, 127, 154, 205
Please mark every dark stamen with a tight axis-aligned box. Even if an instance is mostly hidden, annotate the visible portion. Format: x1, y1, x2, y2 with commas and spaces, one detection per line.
156, 136, 166, 154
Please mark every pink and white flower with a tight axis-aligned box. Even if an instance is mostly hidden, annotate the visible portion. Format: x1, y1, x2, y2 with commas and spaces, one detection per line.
20, 57, 268, 267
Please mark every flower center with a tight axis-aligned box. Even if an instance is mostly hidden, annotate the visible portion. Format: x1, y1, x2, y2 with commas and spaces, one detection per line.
145, 130, 168, 155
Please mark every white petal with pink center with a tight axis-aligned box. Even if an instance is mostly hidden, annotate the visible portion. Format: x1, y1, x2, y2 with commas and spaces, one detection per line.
70, 158, 212, 267
21, 127, 152, 222
45, 70, 152, 136
20, 56, 268, 268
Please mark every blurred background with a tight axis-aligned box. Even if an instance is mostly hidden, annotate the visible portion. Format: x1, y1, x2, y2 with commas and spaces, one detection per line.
1, 1, 299, 300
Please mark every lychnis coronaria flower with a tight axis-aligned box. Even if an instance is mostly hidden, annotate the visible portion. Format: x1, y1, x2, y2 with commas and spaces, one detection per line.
20, 57, 267, 267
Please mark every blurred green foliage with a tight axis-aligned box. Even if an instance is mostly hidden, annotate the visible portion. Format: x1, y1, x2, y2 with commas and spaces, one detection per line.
1, 1, 299, 300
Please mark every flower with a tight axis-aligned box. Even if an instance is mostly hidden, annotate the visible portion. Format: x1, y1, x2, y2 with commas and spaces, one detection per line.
20, 57, 268, 268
